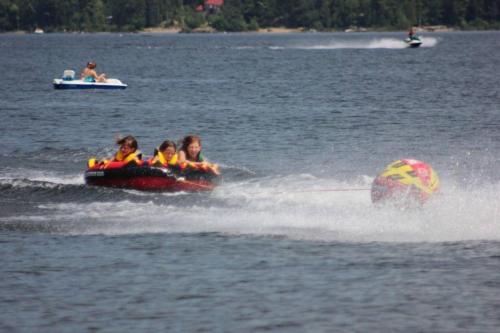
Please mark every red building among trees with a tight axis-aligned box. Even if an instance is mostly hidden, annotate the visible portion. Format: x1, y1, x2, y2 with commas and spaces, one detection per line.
196, 0, 224, 14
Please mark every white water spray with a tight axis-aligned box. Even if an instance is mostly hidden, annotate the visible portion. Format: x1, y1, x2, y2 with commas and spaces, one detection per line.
290, 37, 438, 50
4, 172, 497, 243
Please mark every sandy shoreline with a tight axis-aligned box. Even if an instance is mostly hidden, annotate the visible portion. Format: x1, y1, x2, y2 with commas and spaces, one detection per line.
140, 26, 305, 34
141, 27, 183, 34
257, 27, 304, 33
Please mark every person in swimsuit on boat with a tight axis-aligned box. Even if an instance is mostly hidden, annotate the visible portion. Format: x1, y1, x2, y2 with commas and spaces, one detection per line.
80, 61, 106, 83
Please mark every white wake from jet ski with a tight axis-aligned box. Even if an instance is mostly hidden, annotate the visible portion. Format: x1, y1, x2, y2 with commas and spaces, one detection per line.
292, 37, 438, 50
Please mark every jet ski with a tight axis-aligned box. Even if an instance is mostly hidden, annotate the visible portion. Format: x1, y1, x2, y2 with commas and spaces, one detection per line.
53, 70, 127, 90
405, 36, 422, 48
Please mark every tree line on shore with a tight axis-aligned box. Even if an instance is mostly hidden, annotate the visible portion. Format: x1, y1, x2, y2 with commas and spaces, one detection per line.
1, 0, 499, 33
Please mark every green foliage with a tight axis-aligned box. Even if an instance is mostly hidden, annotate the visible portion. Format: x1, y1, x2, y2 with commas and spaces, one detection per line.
209, 1, 247, 31
209, 13, 246, 32
0, 0, 499, 32
247, 17, 259, 31
0, 0, 15, 31
184, 10, 204, 29
108, 0, 146, 30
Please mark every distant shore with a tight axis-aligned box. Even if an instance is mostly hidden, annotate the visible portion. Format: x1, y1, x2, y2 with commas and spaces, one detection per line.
140, 25, 456, 34
6, 25, 498, 35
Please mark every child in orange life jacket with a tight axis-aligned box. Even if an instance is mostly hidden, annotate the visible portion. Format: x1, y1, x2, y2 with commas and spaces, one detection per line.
177, 135, 220, 175
149, 140, 178, 167
87, 135, 142, 169
113, 135, 142, 165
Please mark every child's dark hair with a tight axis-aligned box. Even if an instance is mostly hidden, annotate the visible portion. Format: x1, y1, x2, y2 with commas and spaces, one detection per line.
181, 135, 201, 152
159, 140, 176, 152
116, 135, 137, 150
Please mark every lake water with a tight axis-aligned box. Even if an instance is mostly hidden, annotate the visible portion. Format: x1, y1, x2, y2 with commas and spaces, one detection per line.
0, 31, 499, 331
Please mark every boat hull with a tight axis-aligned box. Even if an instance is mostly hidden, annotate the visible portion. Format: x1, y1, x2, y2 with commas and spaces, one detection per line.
53, 79, 127, 90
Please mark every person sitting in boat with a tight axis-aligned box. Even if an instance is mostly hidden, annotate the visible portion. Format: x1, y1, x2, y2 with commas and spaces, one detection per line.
148, 140, 178, 167
178, 135, 220, 175
81, 61, 106, 83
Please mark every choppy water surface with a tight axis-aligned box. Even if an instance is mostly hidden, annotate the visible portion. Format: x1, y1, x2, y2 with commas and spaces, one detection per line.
1, 31, 499, 331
